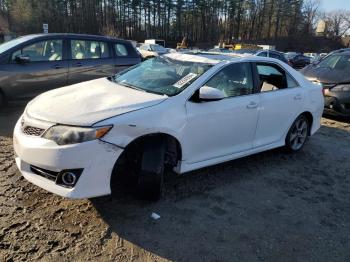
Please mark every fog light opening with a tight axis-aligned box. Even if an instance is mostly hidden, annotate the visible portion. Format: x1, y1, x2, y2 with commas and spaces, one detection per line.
61, 172, 77, 186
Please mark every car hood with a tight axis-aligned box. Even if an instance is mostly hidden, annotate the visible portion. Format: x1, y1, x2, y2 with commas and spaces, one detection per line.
301, 65, 350, 83
26, 78, 167, 126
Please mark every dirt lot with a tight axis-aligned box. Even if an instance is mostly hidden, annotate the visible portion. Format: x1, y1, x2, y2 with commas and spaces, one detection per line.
1, 101, 350, 262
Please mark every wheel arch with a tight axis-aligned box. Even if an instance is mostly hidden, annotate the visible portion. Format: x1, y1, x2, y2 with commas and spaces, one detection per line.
300, 111, 313, 136
110, 132, 183, 188
124, 132, 182, 163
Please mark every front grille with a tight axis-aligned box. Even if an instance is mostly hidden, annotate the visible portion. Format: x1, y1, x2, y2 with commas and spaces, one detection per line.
30, 165, 59, 182
22, 126, 45, 136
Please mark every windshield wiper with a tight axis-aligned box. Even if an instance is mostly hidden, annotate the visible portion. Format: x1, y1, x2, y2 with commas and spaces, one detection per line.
109, 77, 168, 96
143, 89, 168, 96
116, 81, 147, 92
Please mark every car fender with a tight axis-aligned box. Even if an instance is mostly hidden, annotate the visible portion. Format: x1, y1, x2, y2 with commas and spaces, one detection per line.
96, 99, 186, 155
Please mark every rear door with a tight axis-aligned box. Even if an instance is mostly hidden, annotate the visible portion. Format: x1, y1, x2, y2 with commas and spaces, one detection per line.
253, 62, 304, 147
2, 38, 68, 98
113, 41, 141, 73
67, 38, 115, 85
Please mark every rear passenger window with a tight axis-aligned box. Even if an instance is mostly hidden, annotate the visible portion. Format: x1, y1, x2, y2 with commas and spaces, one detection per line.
257, 64, 299, 92
71, 40, 110, 59
115, 43, 129, 56
286, 74, 299, 88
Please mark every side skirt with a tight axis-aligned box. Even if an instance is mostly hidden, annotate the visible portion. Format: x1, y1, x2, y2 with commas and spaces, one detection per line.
177, 140, 285, 174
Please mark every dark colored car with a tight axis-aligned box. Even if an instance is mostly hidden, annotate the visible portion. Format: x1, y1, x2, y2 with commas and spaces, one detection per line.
255, 50, 290, 65
285, 54, 310, 69
0, 33, 141, 106
301, 50, 350, 117
232, 49, 290, 65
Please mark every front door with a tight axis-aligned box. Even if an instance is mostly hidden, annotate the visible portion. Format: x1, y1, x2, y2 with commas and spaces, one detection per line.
3, 38, 68, 98
183, 62, 260, 163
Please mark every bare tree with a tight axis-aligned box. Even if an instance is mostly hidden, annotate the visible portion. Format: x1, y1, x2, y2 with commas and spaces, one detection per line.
326, 10, 350, 37
302, 0, 321, 34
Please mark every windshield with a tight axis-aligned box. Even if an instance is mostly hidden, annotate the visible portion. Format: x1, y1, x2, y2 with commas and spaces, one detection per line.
150, 44, 167, 52
111, 56, 212, 96
317, 54, 350, 70
0, 35, 37, 54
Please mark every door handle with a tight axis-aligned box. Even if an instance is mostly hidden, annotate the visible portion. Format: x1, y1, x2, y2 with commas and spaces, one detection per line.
114, 64, 131, 67
52, 64, 64, 69
294, 94, 302, 100
73, 62, 83, 67
246, 102, 258, 109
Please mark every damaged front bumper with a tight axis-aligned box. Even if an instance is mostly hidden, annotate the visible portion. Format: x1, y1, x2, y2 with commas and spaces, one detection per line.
13, 117, 123, 199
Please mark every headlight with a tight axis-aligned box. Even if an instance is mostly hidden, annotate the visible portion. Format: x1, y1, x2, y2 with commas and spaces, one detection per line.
43, 125, 112, 145
331, 84, 350, 92
312, 81, 323, 88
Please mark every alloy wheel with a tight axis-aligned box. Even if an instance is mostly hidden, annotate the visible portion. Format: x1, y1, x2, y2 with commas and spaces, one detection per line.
289, 118, 308, 151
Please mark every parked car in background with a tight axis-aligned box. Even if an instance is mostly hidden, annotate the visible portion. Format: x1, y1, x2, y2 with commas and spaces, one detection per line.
285, 52, 299, 59
301, 49, 350, 117
137, 43, 168, 59
0, 33, 141, 106
231, 49, 290, 65
208, 48, 235, 53
13, 53, 323, 200
304, 53, 319, 63
285, 53, 311, 69
144, 39, 165, 47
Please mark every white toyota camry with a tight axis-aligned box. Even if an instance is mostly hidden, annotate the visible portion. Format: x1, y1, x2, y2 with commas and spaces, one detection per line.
13, 53, 324, 200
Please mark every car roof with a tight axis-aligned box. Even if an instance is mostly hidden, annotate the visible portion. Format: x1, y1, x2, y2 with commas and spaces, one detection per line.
332, 49, 350, 55
164, 52, 285, 65
164, 52, 308, 87
16, 33, 129, 42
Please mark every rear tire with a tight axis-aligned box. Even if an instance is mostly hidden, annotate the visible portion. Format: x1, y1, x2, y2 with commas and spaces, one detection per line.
136, 137, 165, 201
285, 115, 309, 152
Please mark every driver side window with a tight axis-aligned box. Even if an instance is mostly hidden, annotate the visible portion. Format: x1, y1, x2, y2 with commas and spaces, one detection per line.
11, 40, 63, 62
205, 63, 254, 98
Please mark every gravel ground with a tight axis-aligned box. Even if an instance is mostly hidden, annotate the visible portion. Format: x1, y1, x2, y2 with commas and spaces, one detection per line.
1, 102, 350, 262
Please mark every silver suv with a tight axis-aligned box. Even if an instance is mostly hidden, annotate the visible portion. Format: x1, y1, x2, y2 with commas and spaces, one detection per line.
0, 33, 141, 106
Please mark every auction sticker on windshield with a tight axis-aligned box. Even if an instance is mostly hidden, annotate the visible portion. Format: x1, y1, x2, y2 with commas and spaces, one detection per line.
173, 73, 198, 88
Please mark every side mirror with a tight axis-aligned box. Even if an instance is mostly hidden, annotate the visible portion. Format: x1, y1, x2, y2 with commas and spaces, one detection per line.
15, 55, 30, 64
199, 86, 225, 101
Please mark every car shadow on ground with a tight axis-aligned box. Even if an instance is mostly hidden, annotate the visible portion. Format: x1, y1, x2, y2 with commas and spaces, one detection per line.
323, 113, 350, 124
90, 123, 350, 261
91, 149, 282, 261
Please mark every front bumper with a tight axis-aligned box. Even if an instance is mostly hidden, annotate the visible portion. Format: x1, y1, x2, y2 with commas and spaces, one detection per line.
324, 90, 350, 117
13, 117, 123, 199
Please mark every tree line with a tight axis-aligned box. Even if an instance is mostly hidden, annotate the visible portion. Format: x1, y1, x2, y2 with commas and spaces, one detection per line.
0, 0, 349, 48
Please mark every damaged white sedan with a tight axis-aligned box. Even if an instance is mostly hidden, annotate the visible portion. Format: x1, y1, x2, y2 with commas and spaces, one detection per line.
13, 53, 324, 200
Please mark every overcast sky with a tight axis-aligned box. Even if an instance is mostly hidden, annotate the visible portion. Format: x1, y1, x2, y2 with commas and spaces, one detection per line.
320, 0, 350, 11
